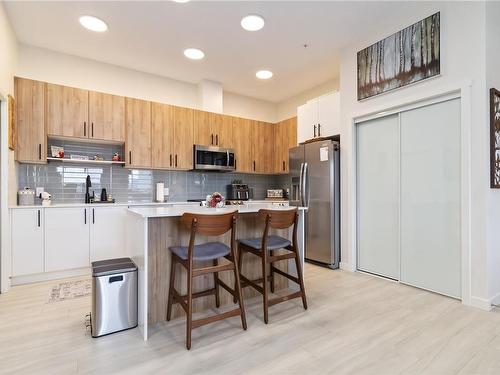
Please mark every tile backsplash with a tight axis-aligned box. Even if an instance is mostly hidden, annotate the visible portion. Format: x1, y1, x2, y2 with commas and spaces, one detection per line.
18, 163, 289, 204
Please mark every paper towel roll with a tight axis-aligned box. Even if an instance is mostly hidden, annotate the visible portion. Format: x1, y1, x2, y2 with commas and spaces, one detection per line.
156, 183, 165, 202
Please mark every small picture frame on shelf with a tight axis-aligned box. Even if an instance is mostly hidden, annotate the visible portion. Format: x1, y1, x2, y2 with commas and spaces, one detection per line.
51, 145, 64, 158
490, 88, 500, 188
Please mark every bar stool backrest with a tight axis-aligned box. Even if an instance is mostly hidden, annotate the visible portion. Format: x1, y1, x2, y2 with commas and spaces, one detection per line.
258, 208, 298, 249
181, 211, 238, 237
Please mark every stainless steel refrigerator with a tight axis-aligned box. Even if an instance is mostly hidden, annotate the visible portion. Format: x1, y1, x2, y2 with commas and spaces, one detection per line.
289, 140, 340, 268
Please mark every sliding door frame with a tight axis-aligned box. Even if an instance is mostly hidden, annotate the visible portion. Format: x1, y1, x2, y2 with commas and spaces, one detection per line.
350, 82, 472, 305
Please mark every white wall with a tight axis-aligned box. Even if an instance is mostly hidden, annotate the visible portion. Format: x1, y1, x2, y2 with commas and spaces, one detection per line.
276, 78, 339, 121
16, 44, 278, 123
0, 2, 18, 292
485, 1, 500, 305
339, 2, 490, 306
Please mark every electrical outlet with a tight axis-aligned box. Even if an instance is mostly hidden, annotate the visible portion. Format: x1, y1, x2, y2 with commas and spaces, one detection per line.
36, 187, 44, 197
164, 187, 169, 196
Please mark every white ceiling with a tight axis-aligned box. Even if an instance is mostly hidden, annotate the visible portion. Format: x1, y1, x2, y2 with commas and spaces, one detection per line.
4, 1, 436, 103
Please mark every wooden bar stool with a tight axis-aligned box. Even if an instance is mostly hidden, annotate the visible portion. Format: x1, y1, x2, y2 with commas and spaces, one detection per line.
166, 211, 247, 350
237, 208, 307, 324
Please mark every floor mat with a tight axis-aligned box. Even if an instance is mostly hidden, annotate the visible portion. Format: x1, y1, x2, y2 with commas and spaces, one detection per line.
48, 279, 91, 303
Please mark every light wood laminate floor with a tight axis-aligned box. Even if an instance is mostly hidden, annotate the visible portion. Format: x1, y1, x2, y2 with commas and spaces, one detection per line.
1, 264, 500, 375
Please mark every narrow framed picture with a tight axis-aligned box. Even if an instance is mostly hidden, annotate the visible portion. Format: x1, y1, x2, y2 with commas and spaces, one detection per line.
490, 88, 500, 188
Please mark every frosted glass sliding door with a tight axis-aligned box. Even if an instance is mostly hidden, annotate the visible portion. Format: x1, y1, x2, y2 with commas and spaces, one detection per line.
357, 114, 400, 279
400, 99, 461, 298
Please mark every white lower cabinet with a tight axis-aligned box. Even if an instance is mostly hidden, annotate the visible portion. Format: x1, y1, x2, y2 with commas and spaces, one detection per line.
89, 206, 128, 261
11, 209, 44, 276
45, 207, 90, 272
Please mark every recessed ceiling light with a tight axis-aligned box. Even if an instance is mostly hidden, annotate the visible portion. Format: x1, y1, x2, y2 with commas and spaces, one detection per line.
172, 0, 190, 2
256, 70, 273, 80
241, 14, 265, 31
79, 15, 108, 32
184, 48, 205, 60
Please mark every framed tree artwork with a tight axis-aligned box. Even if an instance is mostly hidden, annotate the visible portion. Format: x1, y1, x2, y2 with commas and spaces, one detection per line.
490, 88, 500, 188
357, 12, 440, 100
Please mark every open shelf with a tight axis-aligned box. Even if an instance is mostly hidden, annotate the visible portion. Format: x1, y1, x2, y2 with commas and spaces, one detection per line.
47, 157, 125, 166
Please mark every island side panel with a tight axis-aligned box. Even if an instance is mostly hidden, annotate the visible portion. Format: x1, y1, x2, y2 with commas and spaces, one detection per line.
126, 212, 149, 340
147, 213, 290, 325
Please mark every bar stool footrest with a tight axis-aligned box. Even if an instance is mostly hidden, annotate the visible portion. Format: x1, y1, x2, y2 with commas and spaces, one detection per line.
268, 291, 303, 307
270, 266, 300, 284
192, 308, 243, 329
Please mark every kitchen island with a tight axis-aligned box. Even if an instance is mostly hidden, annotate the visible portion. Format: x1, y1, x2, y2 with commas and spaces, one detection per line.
126, 203, 306, 340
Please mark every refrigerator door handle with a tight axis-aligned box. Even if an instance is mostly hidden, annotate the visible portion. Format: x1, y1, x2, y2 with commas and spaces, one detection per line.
299, 162, 304, 206
303, 162, 309, 207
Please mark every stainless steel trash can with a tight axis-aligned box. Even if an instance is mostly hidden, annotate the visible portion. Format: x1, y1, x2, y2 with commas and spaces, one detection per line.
91, 257, 138, 337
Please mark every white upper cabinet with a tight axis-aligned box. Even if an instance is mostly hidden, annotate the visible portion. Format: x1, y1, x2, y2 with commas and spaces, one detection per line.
297, 92, 340, 144
11, 209, 44, 276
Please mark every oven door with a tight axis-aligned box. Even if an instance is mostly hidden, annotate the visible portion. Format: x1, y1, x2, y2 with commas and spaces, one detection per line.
194, 145, 235, 171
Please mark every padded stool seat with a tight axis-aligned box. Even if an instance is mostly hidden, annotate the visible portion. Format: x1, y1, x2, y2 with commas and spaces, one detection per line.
170, 242, 230, 261
239, 235, 291, 251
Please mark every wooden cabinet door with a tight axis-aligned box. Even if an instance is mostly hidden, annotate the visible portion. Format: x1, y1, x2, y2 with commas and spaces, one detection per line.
15, 78, 46, 163
11, 209, 44, 276
252, 121, 274, 174
90, 207, 128, 261
151, 102, 174, 169
232, 117, 253, 172
193, 110, 213, 146
274, 121, 285, 173
216, 114, 233, 148
47, 83, 88, 138
89, 91, 125, 142
45, 207, 90, 272
126, 98, 151, 168
173, 106, 194, 169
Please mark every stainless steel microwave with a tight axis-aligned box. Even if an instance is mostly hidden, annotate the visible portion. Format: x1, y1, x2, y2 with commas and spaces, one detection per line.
193, 145, 235, 171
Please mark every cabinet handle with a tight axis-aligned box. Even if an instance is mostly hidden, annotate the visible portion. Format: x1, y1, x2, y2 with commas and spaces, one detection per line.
169, 154, 172, 167
211, 134, 214, 145
175, 154, 178, 167
283, 160, 285, 171
253, 160, 256, 171
216, 134, 219, 145
37, 210, 40, 227
84, 209, 87, 224
313, 124, 317, 138
318, 123, 321, 137
38, 144, 42, 160
84, 122, 87, 137
91, 122, 94, 138
129, 151, 132, 165
92, 208, 95, 224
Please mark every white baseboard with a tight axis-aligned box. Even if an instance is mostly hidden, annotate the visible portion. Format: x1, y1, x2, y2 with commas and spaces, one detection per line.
11, 268, 91, 286
490, 292, 500, 307
340, 261, 354, 272
469, 296, 493, 311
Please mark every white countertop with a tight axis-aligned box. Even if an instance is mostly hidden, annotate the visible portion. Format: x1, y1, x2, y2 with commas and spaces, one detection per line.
9, 200, 288, 210
127, 203, 303, 218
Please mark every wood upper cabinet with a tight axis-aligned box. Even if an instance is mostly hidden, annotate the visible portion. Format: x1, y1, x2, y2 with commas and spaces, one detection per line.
88, 92, 125, 142
232, 117, 253, 172
172, 106, 194, 169
46, 83, 88, 138
151, 102, 174, 169
126, 98, 151, 168
15, 77, 46, 163
274, 117, 297, 173
194, 110, 232, 147
252, 121, 274, 173
151, 103, 193, 169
